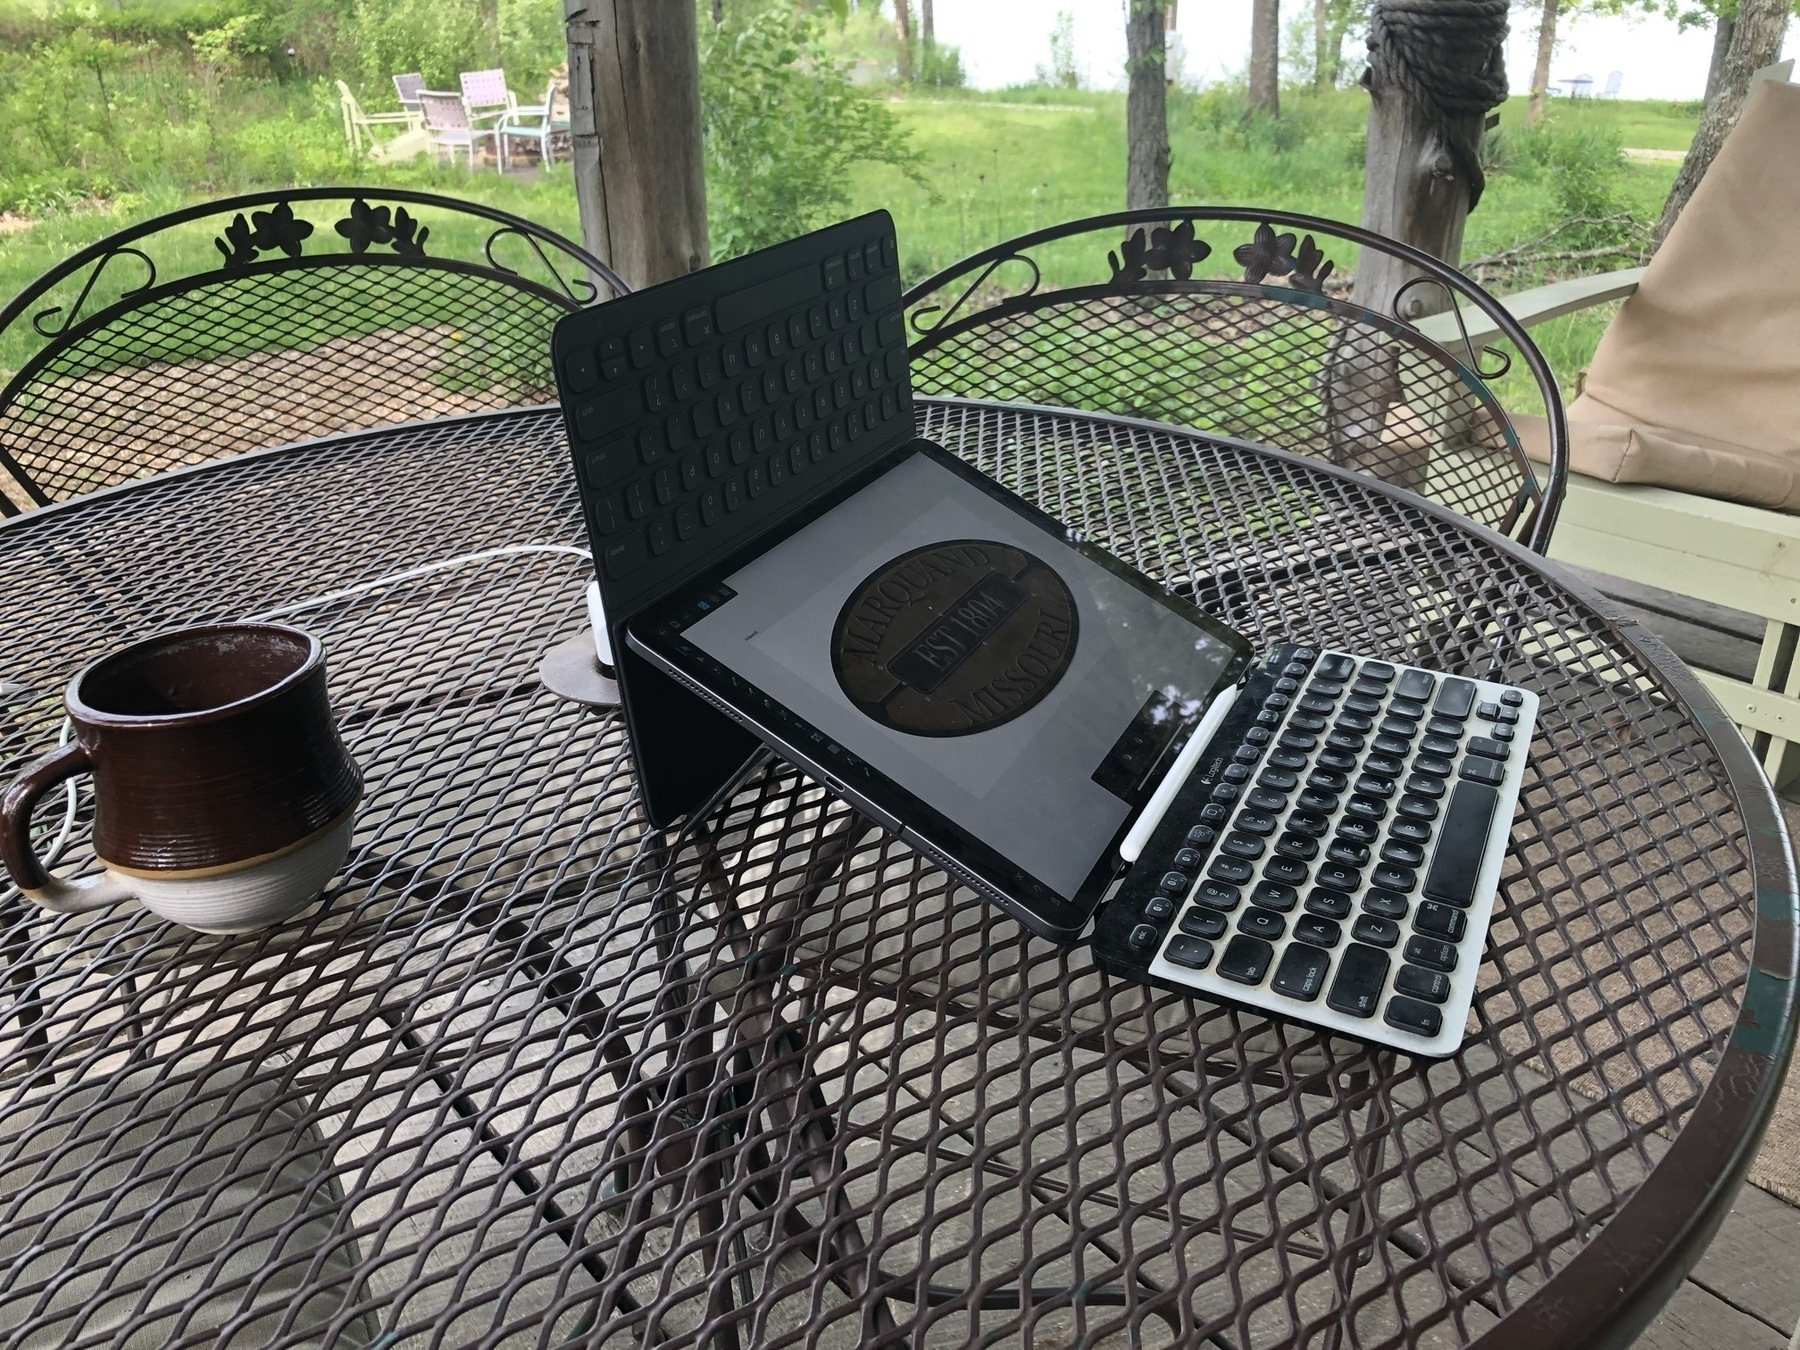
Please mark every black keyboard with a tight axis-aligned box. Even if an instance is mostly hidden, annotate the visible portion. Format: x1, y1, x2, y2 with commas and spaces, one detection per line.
1092, 643, 1539, 1056
551, 211, 916, 621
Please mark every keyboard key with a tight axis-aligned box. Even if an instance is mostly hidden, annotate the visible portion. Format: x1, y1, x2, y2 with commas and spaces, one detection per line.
1404, 774, 1446, 799
603, 531, 646, 579
1315, 862, 1361, 893
1173, 847, 1203, 869
1459, 757, 1505, 787
1274, 677, 1300, 694
1251, 880, 1298, 911
1293, 915, 1342, 948
629, 327, 654, 367
1491, 724, 1515, 742
1315, 653, 1354, 679
1372, 863, 1416, 893
1372, 734, 1413, 757
1466, 736, 1510, 761
1199, 803, 1229, 824
1414, 900, 1467, 941
1397, 795, 1439, 822
1318, 748, 1359, 774
1208, 856, 1254, 884
1351, 678, 1388, 698
1420, 734, 1460, 758
1394, 669, 1436, 702
1263, 856, 1311, 887
1351, 914, 1399, 947
1360, 661, 1396, 682
1160, 871, 1191, 894
1284, 813, 1329, 839
1297, 788, 1339, 815
1343, 694, 1383, 717
1390, 699, 1428, 721
1144, 895, 1174, 921
1426, 718, 1465, 740
1129, 923, 1159, 949
1275, 833, 1319, 861
1433, 678, 1477, 720
1210, 781, 1241, 803
1336, 710, 1375, 731
1476, 701, 1500, 721
1221, 832, 1265, 860
1278, 731, 1317, 752
1345, 795, 1387, 821
1326, 839, 1369, 868
1390, 818, 1432, 845
1238, 908, 1286, 940
1180, 908, 1227, 939
1501, 689, 1525, 707
1306, 679, 1344, 700
1185, 824, 1217, 847
1298, 694, 1335, 715
1289, 713, 1328, 734
1306, 768, 1347, 793
1268, 748, 1308, 771
1380, 840, 1425, 868
699, 489, 720, 525
1395, 964, 1451, 1003
723, 475, 744, 511
1361, 888, 1409, 920
1326, 944, 1390, 1017
1232, 811, 1276, 836
1305, 887, 1353, 920
674, 503, 698, 540
1327, 730, 1366, 753
1165, 936, 1214, 969
1404, 935, 1458, 972
1244, 727, 1271, 746
1412, 755, 1454, 779
1249, 783, 1291, 808
1271, 943, 1331, 1000
1384, 996, 1442, 1037
1217, 935, 1275, 985
1335, 817, 1379, 845
1365, 754, 1405, 779
646, 516, 672, 555
1195, 880, 1242, 910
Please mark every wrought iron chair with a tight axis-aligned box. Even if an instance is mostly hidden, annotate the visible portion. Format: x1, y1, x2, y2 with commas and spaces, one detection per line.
0, 187, 627, 513
903, 207, 1570, 552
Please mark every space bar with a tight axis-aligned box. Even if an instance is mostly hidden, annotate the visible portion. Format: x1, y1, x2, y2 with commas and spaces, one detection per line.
716, 264, 822, 331
1421, 780, 1499, 907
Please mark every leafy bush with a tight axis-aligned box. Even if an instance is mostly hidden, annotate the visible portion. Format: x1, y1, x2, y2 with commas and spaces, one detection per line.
701, 2, 925, 259
916, 40, 965, 89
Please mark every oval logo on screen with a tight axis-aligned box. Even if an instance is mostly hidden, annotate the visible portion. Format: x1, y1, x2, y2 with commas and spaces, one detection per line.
831, 539, 1079, 737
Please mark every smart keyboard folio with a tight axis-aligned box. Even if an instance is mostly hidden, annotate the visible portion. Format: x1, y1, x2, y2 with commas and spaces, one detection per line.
551, 213, 1539, 1056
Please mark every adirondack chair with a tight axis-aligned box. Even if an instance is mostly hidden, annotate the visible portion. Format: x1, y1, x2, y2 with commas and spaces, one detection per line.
1420, 73, 1800, 783
335, 80, 417, 155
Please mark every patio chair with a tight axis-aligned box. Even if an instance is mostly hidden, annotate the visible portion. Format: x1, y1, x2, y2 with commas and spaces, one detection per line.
497, 78, 571, 168
417, 90, 501, 171
1416, 75, 1800, 783
335, 79, 418, 155
0, 188, 628, 512
1601, 70, 1624, 97
392, 71, 425, 115
903, 207, 1570, 552
458, 68, 518, 128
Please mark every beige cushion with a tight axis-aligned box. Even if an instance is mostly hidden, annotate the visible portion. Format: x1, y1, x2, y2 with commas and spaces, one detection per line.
1538, 79, 1800, 510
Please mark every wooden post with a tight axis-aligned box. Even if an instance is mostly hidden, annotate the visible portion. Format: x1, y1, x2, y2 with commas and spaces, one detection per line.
1126, 0, 1170, 209
563, 0, 708, 293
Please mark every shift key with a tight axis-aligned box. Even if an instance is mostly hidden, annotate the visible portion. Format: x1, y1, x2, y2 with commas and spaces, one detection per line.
1326, 943, 1390, 1018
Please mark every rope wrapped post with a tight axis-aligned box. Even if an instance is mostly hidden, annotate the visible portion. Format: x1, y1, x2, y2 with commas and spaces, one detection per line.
1327, 0, 1508, 485
1356, 0, 1509, 321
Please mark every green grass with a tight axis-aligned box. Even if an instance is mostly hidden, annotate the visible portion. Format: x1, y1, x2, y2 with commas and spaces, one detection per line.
0, 86, 1694, 403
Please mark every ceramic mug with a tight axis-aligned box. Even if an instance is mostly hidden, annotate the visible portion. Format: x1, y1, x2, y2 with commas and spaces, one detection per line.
0, 624, 362, 933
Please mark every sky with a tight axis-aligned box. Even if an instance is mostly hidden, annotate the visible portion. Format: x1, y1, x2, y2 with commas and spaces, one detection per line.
929, 0, 1799, 103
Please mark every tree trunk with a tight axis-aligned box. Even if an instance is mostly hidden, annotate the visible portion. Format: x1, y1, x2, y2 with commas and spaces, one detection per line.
478, 0, 502, 66
1249, 0, 1280, 114
1704, 10, 1735, 102
1657, 0, 1787, 244
1126, 0, 1171, 208
563, 0, 708, 291
1314, 0, 1331, 92
894, 0, 913, 83
921, 0, 934, 44
1526, 0, 1558, 125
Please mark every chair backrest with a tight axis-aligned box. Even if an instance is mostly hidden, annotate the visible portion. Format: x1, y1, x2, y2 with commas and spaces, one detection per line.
459, 69, 510, 110
335, 80, 366, 124
418, 91, 471, 135
903, 207, 1570, 551
392, 72, 425, 109
1602, 70, 1623, 96
548, 79, 570, 122
0, 189, 629, 514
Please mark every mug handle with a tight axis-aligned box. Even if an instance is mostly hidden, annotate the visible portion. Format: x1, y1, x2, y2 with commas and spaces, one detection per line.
1, 743, 134, 914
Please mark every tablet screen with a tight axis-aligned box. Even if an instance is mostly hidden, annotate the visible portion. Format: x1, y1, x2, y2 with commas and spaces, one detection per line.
675, 449, 1246, 899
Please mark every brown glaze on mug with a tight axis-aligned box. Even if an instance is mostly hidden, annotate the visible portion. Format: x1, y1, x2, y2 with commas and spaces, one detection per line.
1, 625, 361, 891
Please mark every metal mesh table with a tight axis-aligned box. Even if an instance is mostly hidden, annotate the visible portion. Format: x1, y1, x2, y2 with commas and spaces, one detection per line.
0, 400, 1794, 1350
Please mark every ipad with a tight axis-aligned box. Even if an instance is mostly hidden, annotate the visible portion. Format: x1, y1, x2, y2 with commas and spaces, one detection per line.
625, 441, 1254, 940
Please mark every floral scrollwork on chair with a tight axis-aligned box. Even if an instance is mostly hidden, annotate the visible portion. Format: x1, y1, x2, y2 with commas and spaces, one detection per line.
1233, 222, 1337, 292
334, 199, 431, 257
214, 201, 315, 269
1107, 218, 1213, 282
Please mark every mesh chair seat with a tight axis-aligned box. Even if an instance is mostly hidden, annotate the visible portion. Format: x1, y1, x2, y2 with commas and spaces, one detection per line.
0, 188, 627, 513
